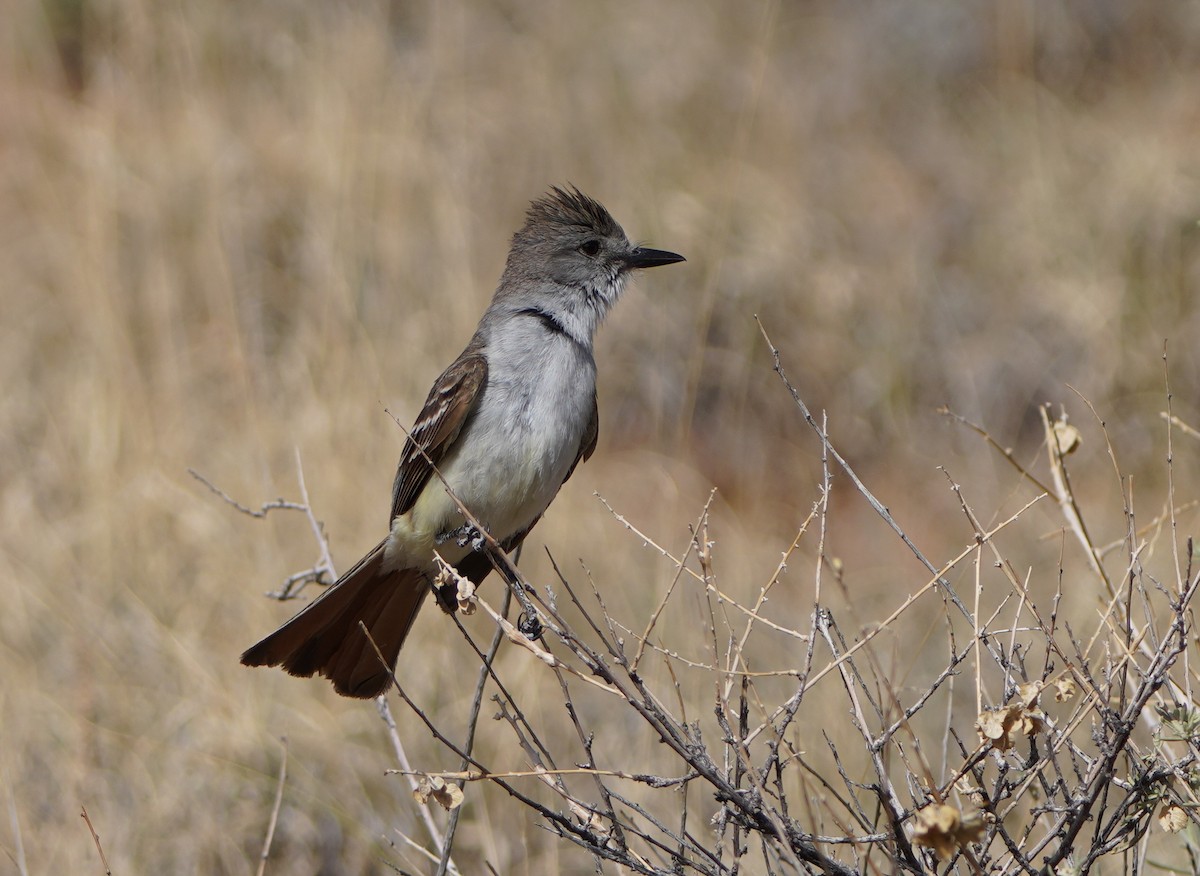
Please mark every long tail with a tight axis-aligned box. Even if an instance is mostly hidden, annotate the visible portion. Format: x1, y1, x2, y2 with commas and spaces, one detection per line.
241, 539, 429, 698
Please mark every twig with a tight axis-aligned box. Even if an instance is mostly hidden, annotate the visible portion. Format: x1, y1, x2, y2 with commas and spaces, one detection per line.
1160, 411, 1200, 441
744, 493, 1044, 747
291, 447, 335, 588
633, 490, 717, 672
596, 494, 808, 639
437, 586, 513, 876
79, 806, 111, 876
189, 457, 335, 599
188, 468, 308, 518
936, 407, 1055, 496
255, 738, 288, 876
375, 696, 455, 871
756, 318, 983, 633
1037, 404, 1112, 598
6, 780, 28, 876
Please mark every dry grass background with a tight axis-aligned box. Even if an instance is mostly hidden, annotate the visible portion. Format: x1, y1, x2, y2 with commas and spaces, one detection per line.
4, 1, 1200, 873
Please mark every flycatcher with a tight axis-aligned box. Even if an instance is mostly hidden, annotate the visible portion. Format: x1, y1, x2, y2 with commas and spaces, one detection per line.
242, 186, 685, 698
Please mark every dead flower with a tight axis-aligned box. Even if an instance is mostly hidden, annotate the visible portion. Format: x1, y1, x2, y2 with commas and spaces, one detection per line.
1158, 803, 1188, 833
910, 803, 986, 860
1053, 421, 1082, 455
976, 683, 1051, 751
976, 705, 1022, 752
413, 775, 464, 811
454, 575, 477, 615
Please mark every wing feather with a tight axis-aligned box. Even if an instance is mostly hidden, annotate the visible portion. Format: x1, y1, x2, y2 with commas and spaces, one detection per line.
390, 353, 488, 521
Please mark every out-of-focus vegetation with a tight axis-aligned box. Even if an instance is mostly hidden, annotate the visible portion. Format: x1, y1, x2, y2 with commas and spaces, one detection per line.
3, 1, 1199, 872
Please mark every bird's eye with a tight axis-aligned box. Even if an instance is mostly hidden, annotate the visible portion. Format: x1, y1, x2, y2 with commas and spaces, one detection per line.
579, 239, 601, 257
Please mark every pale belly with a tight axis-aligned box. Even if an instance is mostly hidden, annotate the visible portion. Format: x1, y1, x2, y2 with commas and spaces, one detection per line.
384, 441, 571, 571
384, 340, 593, 572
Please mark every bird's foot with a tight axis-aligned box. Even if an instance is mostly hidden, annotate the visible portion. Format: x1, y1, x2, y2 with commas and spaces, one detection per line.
518, 611, 543, 640
435, 522, 485, 549
457, 522, 487, 551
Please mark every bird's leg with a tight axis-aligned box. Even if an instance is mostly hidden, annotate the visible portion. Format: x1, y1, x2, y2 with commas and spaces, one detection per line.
437, 523, 542, 639
487, 546, 543, 640
516, 609, 543, 639
434, 521, 487, 549
461, 523, 487, 552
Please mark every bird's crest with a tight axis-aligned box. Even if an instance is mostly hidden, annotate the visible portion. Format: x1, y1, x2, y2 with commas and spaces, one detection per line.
524, 185, 621, 238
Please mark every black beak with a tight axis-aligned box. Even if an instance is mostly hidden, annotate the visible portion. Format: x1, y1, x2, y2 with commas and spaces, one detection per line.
625, 247, 686, 270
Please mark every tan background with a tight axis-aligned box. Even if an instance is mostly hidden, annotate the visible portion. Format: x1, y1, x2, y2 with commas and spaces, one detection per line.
3, 1, 1199, 872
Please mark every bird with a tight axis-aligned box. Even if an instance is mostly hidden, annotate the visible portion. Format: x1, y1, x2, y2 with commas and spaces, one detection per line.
241, 186, 685, 698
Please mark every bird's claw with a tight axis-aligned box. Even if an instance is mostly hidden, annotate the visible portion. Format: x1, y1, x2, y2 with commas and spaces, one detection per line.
455, 522, 486, 550
436, 522, 487, 549
518, 612, 543, 640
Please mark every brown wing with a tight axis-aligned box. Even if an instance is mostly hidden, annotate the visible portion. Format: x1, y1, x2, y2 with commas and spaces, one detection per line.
390, 352, 488, 521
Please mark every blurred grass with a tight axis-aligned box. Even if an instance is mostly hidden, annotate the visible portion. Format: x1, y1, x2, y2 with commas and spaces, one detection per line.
3, 0, 1200, 872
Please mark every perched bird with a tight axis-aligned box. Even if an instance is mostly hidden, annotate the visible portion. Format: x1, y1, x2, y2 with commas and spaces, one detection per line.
242, 186, 684, 697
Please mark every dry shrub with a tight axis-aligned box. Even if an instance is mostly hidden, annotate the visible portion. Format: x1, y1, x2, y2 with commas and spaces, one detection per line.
219, 337, 1200, 875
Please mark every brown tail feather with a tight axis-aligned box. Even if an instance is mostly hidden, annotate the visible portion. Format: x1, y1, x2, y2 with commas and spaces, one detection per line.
241, 538, 430, 699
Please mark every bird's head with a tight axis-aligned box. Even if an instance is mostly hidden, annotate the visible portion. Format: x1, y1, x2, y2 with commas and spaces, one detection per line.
502, 186, 684, 321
